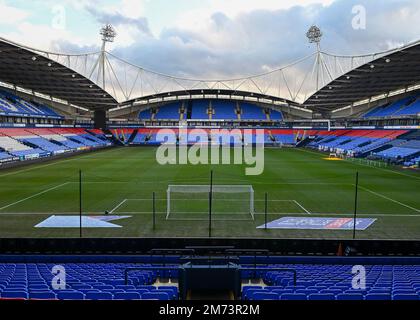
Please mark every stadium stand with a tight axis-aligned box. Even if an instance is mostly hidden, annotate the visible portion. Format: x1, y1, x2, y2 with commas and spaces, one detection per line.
0, 128, 110, 162
137, 100, 280, 122
0, 130, 46, 158
363, 95, 420, 118
240, 102, 267, 120
309, 129, 410, 157
242, 264, 420, 301
211, 100, 238, 120
0, 263, 178, 300
154, 102, 181, 120
191, 100, 210, 120
0, 259, 420, 301
270, 129, 296, 145
395, 98, 420, 116
0, 90, 62, 119
139, 109, 153, 121
269, 109, 283, 120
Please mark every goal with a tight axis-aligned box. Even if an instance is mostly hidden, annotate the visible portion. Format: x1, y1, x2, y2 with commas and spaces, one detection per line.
166, 185, 255, 220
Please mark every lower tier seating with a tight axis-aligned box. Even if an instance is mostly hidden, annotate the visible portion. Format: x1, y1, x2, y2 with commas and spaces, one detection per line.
243, 264, 420, 301
1, 262, 419, 300
0, 263, 178, 300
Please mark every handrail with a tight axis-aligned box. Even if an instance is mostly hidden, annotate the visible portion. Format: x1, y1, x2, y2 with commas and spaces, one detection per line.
124, 266, 180, 286
148, 248, 195, 266
239, 268, 297, 286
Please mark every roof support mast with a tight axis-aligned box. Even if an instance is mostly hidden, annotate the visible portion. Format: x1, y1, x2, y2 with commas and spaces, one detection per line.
99, 24, 117, 91
306, 25, 323, 91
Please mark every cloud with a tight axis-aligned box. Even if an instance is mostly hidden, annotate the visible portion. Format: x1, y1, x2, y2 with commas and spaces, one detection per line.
0, 2, 30, 25
104, 0, 420, 80
85, 5, 150, 36
3, 0, 420, 85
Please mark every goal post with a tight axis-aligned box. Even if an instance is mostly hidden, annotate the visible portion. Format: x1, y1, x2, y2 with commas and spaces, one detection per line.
166, 185, 255, 220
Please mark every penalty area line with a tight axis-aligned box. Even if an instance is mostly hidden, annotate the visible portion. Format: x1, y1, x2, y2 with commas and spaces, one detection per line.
109, 199, 128, 214
0, 182, 70, 211
293, 200, 311, 215
357, 185, 420, 213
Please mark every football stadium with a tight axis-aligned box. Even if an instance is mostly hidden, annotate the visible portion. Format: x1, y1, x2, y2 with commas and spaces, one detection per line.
0, 0, 419, 308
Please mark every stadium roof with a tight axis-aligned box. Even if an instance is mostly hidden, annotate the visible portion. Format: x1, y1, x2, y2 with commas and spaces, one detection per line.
0, 38, 117, 110
119, 88, 300, 109
305, 41, 420, 112
1, 35, 419, 114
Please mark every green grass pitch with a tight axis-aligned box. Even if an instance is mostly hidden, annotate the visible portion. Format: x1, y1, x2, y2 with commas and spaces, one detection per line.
0, 146, 419, 239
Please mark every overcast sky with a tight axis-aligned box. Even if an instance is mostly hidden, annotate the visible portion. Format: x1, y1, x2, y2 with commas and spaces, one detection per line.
1, 0, 419, 79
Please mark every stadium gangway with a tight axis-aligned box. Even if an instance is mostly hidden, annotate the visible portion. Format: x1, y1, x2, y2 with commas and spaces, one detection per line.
124, 266, 297, 300
239, 267, 297, 287
124, 266, 181, 288
148, 248, 196, 267
179, 256, 241, 266
184, 245, 236, 255
226, 249, 270, 280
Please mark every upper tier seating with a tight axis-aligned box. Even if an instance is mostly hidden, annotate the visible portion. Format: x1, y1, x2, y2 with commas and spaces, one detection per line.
270, 109, 283, 120
139, 109, 153, 120
0, 90, 62, 119
363, 94, 420, 118
191, 100, 210, 119
154, 102, 181, 120
394, 98, 420, 116
212, 101, 238, 120
240, 103, 266, 120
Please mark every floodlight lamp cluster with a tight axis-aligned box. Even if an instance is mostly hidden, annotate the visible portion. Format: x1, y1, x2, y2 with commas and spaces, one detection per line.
306, 25, 322, 44
100, 24, 117, 43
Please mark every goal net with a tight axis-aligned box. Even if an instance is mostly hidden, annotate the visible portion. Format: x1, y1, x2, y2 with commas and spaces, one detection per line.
166, 185, 255, 220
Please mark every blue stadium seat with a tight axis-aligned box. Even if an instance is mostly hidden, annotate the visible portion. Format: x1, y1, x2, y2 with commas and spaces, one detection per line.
308, 293, 335, 300
141, 292, 170, 300
393, 294, 419, 300
365, 294, 391, 300
280, 293, 307, 300
85, 292, 113, 300
251, 292, 279, 300
1, 291, 29, 299
56, 291, 85, 300
336, 293, 364, 300
30, 291, 57, 299
113, 292, 141, 300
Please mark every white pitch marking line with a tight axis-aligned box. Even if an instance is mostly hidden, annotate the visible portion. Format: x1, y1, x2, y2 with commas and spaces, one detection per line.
0, 148, 122, 178
109, 199, 128, 214
0, 182, 70, 211
66, 181, 347, 186
293, 200, 311, 215
358, 185, 420, 213
297, 147, 420, 180
124, 199, 310, 202
1, 212, 420, 217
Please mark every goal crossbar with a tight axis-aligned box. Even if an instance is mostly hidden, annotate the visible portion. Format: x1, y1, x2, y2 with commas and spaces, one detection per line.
166, 185, 255, 219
